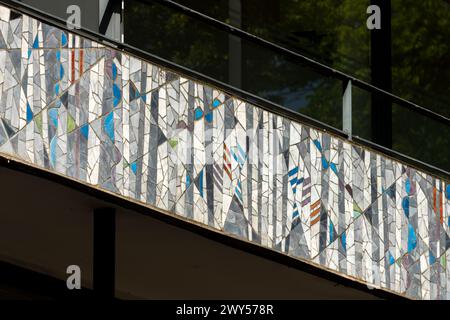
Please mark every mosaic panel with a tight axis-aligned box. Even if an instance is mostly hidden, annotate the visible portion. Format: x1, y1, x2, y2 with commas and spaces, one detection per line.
0, 5, 449, 299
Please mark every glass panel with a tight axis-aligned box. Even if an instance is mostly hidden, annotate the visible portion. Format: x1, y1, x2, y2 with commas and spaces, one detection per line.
392, 103, 450, 171
352, 86, 371, 141
125, 0, 343, 128
242, 41, 343, 128
125, 0, 229, 83
173, 0, 371, 82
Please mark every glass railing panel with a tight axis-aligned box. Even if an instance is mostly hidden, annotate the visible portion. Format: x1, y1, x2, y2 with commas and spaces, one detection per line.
124, 0, 344, 128
170, 0, 371, 83
392, 103, 450, 172
125, 0, 229, 83
169, 0, 450, 120
351, 83, 450, 172
351, 85, 372, 141
241, 41, 343, 129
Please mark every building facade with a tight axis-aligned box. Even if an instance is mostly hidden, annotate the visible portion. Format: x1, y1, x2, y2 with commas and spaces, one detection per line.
0, 0, 449, 299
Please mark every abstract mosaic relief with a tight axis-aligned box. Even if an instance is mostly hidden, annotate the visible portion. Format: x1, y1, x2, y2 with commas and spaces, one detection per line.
0, 5, 449, 300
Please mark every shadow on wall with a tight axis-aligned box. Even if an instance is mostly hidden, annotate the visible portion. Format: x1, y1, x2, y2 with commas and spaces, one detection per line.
0, 165, 381, 299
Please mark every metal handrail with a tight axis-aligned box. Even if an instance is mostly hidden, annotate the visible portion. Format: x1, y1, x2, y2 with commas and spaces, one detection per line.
1, 0, 450, 181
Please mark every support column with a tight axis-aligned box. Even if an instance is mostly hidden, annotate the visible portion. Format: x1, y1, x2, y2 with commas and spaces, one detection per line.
370, 0, 392, 148
93, 207, 116, 299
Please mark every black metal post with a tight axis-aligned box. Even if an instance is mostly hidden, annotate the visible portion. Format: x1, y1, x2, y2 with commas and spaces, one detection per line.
370, 0, 392, 148
93, 207, 116, 299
